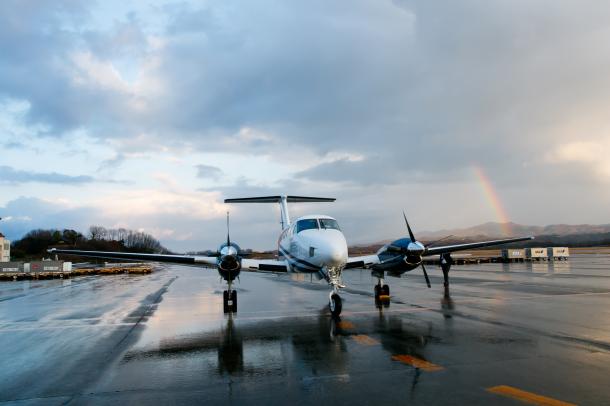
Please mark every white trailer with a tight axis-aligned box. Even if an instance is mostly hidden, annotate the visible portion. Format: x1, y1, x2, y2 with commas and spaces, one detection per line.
547, 247, 569, 260
502, 248, 525, 262
526, 248, 547, 261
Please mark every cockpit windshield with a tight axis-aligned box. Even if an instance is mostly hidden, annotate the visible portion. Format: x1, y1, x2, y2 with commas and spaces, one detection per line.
295, 218, 341, 233
319, 218, 341, 231
296, 219, 319, 233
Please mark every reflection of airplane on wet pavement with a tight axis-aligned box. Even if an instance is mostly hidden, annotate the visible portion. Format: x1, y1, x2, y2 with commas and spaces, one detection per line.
123, 311, 348, 377
49, 195, 532, 316
122, 309, 439, 384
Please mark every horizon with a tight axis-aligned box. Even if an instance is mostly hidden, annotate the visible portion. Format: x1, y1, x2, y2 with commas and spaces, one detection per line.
4, 219, 610, 253
2, 1, 610, 251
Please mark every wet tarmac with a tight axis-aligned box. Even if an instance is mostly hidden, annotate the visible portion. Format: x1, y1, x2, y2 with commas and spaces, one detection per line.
2, 255, 610, 405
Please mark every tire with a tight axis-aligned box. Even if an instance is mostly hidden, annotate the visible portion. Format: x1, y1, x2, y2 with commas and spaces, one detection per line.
375, 297, 382, 309
329, 294, 342, 317
231, 290, 237, 313
374, 285, 380, 299
382, 284, 390, 296
223, 290, 229, 313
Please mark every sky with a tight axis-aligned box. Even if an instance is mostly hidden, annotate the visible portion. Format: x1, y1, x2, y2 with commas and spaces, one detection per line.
1, 0, 610, 252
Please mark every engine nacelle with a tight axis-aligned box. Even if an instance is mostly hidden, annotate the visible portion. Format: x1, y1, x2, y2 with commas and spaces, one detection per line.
372, 238, 422, 277
217, 242, 242, 281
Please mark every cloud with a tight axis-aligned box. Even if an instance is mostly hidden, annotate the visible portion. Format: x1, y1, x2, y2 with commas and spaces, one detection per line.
547, 140, 610, 180
0, 165, 96, 185
0, 192, 228, 251
195, 164, 223, 180
0, 197, 96, 241
5, 0, 610, 178
3, 141, 26, 149
3, 1, 610, 249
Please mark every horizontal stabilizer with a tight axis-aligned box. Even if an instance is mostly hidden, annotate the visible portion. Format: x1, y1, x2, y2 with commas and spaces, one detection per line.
225, 195, 335, 203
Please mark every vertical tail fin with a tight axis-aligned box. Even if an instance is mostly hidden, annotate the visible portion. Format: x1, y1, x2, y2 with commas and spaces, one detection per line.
224, 195, 336, 230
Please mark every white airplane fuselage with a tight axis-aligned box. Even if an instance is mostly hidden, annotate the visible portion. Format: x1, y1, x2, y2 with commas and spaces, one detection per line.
278, 214, 348, 277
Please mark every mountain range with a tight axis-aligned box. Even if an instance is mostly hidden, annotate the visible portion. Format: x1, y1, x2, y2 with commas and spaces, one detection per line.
350, 222, 610, 252
419, 222, 610, 240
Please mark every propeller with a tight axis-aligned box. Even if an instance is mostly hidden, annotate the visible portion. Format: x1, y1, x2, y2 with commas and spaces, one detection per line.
403, 211, 416, 242
219, 211, 241, 273
226, 211, 231, 247
421, 262, 431, 288
398, 211, 431, 288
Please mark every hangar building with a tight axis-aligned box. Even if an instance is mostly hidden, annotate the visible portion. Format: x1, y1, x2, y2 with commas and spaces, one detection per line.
0, 233, 10, 262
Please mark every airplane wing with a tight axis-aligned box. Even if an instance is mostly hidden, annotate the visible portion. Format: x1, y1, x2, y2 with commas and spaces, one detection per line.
423, 236, 533, 256
345, 254, 382, 269
345, 236, 532, 268
48, 248, 219, 267
241, 258, 289, 273
48, 248, 289, 273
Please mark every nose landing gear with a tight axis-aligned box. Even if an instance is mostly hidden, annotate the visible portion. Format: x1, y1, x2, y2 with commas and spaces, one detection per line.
223, 280, 237, 313
326, 266, 345, 317
329, 292, 342, 317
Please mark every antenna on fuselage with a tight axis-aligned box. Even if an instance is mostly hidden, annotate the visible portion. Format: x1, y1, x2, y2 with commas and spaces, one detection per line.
224, 195, 336, 230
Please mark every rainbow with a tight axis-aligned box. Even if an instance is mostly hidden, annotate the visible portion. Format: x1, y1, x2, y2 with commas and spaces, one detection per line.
472, 166, 512, 236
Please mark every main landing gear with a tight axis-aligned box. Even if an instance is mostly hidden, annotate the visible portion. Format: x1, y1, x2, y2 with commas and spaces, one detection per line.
441, 253, 453, 287
223, 280, 237, 313
223, 290, 237, 313
374, 277, 390, 308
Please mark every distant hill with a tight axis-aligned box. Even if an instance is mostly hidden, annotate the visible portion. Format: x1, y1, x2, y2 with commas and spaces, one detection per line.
349, 222, 610, 254
419, 222, 610, 240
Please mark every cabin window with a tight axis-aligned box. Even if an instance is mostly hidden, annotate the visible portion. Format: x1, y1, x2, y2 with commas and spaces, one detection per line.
319, 218, 341, 231
296, 219, 319, 233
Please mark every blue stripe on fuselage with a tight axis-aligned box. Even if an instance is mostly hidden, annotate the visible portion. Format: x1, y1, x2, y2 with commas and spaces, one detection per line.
278, 246, 321, 272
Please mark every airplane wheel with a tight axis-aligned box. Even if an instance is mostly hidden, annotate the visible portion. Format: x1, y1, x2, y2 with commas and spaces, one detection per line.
374, 285, 380, 299
375, 297, 382, 309
382, 285, 390, 296
329, 294, 342, 317
223, 290, 230, 313
231, 290, 237, 313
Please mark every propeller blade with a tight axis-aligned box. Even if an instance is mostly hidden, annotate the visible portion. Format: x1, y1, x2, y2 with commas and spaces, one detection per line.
402, 211, 416, 242
226, 211, 231, 246
421, 262, 431, 288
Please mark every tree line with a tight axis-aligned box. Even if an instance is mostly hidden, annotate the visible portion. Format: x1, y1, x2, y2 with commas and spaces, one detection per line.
10, 226, 170, 260
87, 226, 168, 253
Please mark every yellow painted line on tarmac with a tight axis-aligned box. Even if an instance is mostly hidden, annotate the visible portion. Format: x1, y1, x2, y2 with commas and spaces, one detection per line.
337, 320, 355, 329
487, 385, 577, 406
352, 334, 379, 346
391, 355, 444, 372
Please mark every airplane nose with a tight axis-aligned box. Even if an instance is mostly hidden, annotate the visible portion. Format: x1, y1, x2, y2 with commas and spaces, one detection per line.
322, 240, 347, 266
328, 249, 342, 263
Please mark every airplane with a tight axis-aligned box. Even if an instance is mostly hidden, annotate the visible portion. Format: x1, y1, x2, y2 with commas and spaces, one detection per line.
48, 195, 533, 316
